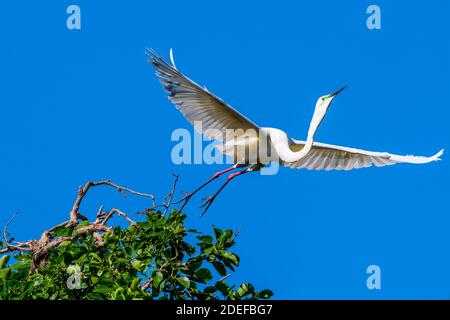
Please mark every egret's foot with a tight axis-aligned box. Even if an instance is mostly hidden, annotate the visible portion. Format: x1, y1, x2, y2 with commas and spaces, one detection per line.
199, 195, 217, 216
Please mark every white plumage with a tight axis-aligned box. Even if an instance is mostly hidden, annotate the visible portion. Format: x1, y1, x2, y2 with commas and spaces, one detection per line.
147, 48, 443, 171
285, 140, 444, 171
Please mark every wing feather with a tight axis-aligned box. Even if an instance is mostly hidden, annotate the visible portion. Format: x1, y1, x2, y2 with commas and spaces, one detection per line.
147, 49, 259, 140
284, 140, 444, 171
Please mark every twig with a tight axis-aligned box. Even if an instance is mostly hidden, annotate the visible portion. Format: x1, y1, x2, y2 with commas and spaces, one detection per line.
68, 180, 154, 224
163, 174, 179, 215
91, 180, 154, 198
48, 220, 71, 234
77, 213, 89, 221
69, 185, 87, 224
231, 225, 242, 242
218, 274, 231, 282
137, 174, 182, 215
94, 205, 104, 224
2, 211, 29, 252
140, 278, 153, 291
101, 208, 136, 225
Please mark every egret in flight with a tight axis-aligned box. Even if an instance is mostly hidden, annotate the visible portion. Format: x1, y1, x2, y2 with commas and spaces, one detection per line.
147, 48, 444, 214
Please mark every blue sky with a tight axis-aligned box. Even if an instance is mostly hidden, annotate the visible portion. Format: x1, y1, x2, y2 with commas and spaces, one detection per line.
0, 0, 449, 299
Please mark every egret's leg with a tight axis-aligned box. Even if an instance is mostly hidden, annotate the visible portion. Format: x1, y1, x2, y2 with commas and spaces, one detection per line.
176, 163, 247, 211
200, 164, 262, 216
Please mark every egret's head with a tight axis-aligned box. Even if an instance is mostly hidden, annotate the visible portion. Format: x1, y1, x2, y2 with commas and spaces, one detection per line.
308, 86, 347, 140
315, 86, 347, 110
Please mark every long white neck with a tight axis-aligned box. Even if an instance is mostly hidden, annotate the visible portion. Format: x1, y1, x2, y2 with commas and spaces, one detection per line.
270, 107, 325, 163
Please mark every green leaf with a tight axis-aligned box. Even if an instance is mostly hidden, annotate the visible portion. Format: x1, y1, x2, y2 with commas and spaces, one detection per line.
258, 289, 273, 299
152, 271, 164, 289
222, 259, 235, 272
76, 221, 90, 228
131, 277, 141, 290
217, 230, 233, 244
215, 281, 230, 297
49, 292, 59, 300
222, 251, 240, 266
177, 276, 190, 288
89, 253, 102, 262
132, 260, 145, 271
90, 276, 99, 285
213, 227, 223, 240
237, 283, 254, 298
195, 268, 213, 283
0, 255, 10, 268
52, 226, 73, 237
204, 286, 217, 294
0, 267, 11, 279
32, 275, 44, 287
113, 287, 126, 300
197, 235, 213, 244
203, 246, 216, 255
212, 261, 227, 276
187, 259, 202, 271
93, 285, 113, 295
60, 240, 72, 246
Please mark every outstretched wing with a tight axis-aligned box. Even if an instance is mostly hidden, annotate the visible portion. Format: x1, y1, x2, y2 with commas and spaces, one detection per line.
147, 48, 259, 141
284, 140, 444, 171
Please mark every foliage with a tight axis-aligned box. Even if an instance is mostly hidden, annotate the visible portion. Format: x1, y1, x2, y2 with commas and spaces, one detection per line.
0, 209, 273, 300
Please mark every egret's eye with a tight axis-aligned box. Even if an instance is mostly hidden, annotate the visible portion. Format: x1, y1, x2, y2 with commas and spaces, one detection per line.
321, 97, 325, 101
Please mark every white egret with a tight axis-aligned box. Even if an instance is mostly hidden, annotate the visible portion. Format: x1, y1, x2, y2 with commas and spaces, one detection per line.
147, 48, 444, 214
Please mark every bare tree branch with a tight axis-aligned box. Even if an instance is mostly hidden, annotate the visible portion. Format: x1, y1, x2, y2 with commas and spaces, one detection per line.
95, 205, 104, 224
2, 211, 29, 253
140, 278, 153, 291
137, 174, 183, 215
218, 274, 231, 282
163, 174, 179, 215
91, 180, 154, 198
93, 232, 104, 247
0, 178, 186, 272
101, 208, 136, 225
68, 180, 154, 224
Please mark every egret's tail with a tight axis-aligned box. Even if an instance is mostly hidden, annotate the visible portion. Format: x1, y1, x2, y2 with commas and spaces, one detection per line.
431, 148, 445, 160
389, 148, 444, 164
